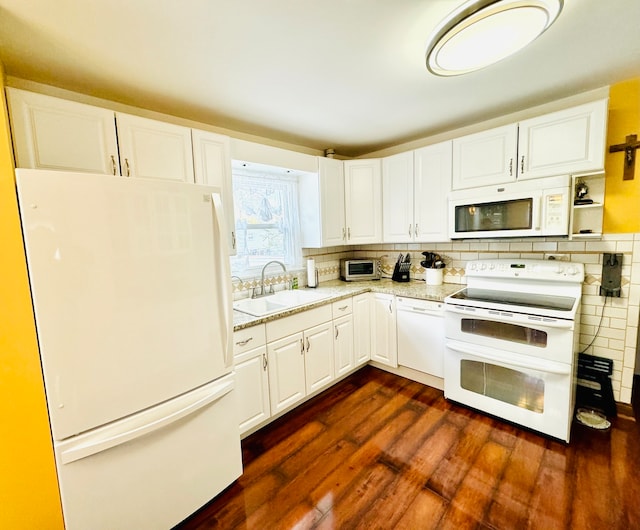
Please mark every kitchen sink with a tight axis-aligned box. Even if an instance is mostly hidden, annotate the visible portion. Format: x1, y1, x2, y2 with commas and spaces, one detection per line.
233, 289, 332, 317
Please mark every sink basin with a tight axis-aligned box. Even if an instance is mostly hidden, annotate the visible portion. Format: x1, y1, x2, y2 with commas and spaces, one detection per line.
233, 289, 332, 317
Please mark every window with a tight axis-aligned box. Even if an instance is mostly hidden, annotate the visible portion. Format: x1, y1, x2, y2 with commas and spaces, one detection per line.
230, 165, 302, 276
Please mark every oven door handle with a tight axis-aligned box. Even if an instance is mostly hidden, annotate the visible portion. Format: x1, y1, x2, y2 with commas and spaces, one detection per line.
445, 305, 574, 329
446, 340, 572, 375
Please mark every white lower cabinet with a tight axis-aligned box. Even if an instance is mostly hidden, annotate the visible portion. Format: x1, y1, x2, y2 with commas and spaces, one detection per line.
353, 293, 373, 366
233, 325, 270, 436
304, 322, 335, 394
267, 332, 308, 415
371, 293, 398, 367
265, 304, 334, 415
334, 314, 355, 377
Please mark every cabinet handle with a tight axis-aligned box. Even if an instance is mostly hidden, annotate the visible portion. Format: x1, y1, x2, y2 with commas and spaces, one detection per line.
235, 337, 253, 347
231, 231, 236, 250
342, 227, 346, 241
414, 224, 418, 237
335, 325, 339, 339
305, 337, 311, 353
520, 155, 525, 174
300, 338, 304, 355
338, 305, 348, 311
347, 227, 351, 240
388, 301, 393, 314
408, 224, 412, 237
262, 353, 268, 371
509, 158, 513, 176
110, 155, 117, 175
124, 158, 131, 177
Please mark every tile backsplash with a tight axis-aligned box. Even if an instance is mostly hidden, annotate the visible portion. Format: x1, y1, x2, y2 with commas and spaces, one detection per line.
237, 234, 640, 405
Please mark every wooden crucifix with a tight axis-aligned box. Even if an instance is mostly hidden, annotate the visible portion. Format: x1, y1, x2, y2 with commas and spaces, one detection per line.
609, 133, 640, 180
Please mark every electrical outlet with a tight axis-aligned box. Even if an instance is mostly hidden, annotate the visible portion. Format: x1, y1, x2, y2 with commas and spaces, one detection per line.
600, 253, 622, 297
545, 253, 569, 261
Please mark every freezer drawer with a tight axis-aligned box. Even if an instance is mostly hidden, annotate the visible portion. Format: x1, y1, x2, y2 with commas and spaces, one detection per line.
54, 375, 242, 530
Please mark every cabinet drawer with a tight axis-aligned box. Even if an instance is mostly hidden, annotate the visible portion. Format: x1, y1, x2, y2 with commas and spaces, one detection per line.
266, 305, 332, 343
233, 324, 266, 356
332, 297, 353, 318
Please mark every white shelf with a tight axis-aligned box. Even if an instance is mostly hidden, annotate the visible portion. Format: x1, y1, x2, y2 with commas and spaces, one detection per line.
569, 172, 604, 240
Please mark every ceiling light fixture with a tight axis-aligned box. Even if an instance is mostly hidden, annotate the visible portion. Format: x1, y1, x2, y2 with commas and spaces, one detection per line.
425, 0, 563, 76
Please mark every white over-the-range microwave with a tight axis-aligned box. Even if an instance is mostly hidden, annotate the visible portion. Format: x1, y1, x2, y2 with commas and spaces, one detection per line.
448, 175, 571, 239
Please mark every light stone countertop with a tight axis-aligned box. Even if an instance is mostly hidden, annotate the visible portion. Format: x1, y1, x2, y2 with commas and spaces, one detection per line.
232, 278, 462, 331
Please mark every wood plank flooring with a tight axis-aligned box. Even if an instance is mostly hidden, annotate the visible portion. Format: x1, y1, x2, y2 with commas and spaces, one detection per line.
176, 366, 640, 530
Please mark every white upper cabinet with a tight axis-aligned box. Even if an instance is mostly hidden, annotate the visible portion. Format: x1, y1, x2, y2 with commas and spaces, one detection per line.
115, 113, 194, 183
517, 99, 608, 180
382, 151, 414, 242
452, 99, 608, 190
192, 129, 236, 254
414, 141, 452, 242
452, 124, 518, 190
382, 142, 452, 243
344, 159, 382, 244
6, 87, 120, 175
299, 157, 346, 248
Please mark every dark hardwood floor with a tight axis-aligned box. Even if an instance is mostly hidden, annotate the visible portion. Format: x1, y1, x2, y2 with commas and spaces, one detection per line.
176, 366, 640, 530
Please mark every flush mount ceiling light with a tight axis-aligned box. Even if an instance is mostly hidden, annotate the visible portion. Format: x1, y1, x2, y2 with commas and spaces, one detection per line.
425, 0, 563, 76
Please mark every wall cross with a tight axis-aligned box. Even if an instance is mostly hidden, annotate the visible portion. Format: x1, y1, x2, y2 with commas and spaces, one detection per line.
609, 133, 640, 180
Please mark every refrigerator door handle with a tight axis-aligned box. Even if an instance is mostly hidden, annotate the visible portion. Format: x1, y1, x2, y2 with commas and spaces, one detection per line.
211, 192, 233, 368
59, 377, 235, 465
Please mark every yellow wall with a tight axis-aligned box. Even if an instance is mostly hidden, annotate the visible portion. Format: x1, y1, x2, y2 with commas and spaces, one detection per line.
603, 77, 640, 233
0, 67, 64, 528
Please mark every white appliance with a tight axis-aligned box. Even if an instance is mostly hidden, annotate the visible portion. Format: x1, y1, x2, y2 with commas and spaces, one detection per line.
448, 175, 570, 239
396, 297, 445, 378
16, 169, 242, 529
444, 259, 584, 442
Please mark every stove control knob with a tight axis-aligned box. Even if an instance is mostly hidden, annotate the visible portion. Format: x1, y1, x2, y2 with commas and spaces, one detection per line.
468, 263, 476, 271
567, 266, 579, 276
480, 263, 487, 270
554, 266, 565, 274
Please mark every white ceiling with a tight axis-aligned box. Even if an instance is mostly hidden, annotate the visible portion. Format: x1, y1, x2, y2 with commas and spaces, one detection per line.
1, 0, 639, 157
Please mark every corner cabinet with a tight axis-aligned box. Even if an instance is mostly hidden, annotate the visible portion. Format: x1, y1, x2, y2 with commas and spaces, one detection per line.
569, 172, 605, 240
192, 130, 236, 254
299, 157, 347, 248
518, 100, 608, 181
344, 159, 382, 244
6, 87, 120, 174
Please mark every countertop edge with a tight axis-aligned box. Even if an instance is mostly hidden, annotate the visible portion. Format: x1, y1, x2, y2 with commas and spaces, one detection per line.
233, 279, 462, 331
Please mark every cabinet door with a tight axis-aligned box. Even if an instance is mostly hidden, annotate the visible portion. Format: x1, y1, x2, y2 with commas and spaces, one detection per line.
319, 157, 347, 246
371, 294, 397, 367
334, 314, 355, 377
414, 141, 452, 242
452, 124, 518, 190
353, 293, 372, 366
234, 346, 270, 435
304, 322, 334, 393
116, 113, 195, 182
382, 151, 414, 242
518, 99, 608, 180
267, 333, 306, 415
6, 88, 119, 174
192, 129, 236, 254
344, 159, 382, 244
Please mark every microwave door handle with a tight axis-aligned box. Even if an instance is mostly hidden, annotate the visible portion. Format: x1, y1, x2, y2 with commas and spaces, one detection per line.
533, 196, 542, 230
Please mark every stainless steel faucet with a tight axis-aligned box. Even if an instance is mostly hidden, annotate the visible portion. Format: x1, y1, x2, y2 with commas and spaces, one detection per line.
254, 260, 287, 298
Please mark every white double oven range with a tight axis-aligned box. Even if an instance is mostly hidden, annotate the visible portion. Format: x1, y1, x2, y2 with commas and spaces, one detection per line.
444, 259, 584, 442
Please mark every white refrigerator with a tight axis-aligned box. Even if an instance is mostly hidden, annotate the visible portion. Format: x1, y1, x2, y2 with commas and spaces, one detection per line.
16, 169, 242, 529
